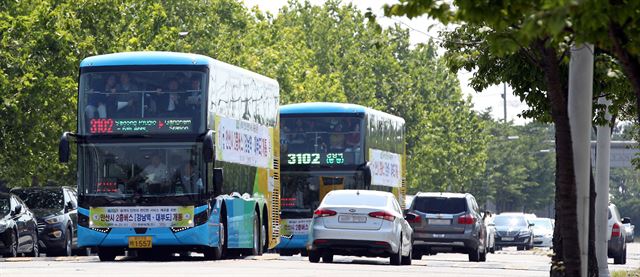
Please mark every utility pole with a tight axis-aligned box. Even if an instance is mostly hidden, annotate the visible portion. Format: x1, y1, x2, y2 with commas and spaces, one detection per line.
568, 43, 594, 277
595, 97, 612, 277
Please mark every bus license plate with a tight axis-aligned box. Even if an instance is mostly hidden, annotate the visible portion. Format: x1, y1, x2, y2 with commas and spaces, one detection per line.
128, 236, 152, 248
339, 215, 367, 223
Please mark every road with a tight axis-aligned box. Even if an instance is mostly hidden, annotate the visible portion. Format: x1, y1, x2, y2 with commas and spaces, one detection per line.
1, 244, 638, 277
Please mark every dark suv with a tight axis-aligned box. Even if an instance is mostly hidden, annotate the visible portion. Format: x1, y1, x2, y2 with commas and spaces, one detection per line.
11, 186, 79, 256
492, 213, 534, 251
407, 192, 487, 262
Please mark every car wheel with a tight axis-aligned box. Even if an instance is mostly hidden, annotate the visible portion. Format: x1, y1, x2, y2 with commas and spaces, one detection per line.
401, 243, 412, 265
468, 247, 480, 262
27, 238, 39, 257
390, 238, 402, 265
479, 249, 486, 262
98, 248, 116, 262
308, 250, 320, 263
517, 245, 525, 251
412, 252, 423, 260
64, 230, 72, 256
322, 252, 333, 263
7, 231, 18, 257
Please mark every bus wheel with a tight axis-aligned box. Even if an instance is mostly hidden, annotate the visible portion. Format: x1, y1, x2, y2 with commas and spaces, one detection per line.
98, 247, 116, 262
251, 212, 260, 256
260, 221, 267, 255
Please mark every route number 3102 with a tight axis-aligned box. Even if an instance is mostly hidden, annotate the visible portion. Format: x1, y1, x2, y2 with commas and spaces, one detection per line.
287, 153, 320, 165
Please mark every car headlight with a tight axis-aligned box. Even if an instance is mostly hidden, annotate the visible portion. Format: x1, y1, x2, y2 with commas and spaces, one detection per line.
45, 216, 64, 224
519, 230, 531, 236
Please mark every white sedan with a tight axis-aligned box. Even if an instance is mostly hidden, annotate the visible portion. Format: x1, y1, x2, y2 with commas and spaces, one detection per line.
307, 190, 413, 265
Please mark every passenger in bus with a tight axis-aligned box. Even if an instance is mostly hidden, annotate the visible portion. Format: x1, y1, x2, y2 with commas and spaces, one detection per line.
114, 73, 140, 117
172, 161, 203, 194
85, 74, 116, 119
329, 124, 345, 151
154, 78, 183, 116
345, 122, 361, 151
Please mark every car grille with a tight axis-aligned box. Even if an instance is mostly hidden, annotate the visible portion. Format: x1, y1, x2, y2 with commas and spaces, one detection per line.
37, 223, 45, 233
497, 230, 518, 237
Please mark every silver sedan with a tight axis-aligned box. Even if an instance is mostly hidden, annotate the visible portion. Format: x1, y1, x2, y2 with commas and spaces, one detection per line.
307, 190, 413, 265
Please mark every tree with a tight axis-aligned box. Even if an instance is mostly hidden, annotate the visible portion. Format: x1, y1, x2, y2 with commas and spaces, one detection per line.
382, 1, 638, 275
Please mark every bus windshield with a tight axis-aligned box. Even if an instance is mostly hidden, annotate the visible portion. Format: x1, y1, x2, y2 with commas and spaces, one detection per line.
78, 142, 205, 199
78, 70, 206, 135
281, 116, 363, 166
280, 172, 365, 218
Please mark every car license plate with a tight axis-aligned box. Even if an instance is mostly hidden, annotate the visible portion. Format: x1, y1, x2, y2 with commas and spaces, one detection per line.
128, 236, 152, 248
339, 215, 367, 223
501, 237, 514, 241
428, 219, 451, 225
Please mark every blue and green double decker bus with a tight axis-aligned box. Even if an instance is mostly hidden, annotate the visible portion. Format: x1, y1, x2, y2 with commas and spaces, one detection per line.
276, 102, 406, 256
59, 52, 280, 261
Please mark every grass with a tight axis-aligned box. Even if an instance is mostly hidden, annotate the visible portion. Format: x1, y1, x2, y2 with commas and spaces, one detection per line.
612, 268, 640, 277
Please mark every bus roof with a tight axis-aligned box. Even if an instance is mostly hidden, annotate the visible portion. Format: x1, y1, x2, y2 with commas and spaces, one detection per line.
280, 102, 404, 123
80, 51, 212, 67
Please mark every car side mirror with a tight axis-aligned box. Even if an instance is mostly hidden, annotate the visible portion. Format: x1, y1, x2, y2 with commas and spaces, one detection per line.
529, 223, 535, 227
59, 132, 74, 163
404, 213, 417, 221
203, 130, 214, 163
488, 223, 495, 226
621, 217, 631, 224
65, 201, 75, 212
14, 204, 22, 215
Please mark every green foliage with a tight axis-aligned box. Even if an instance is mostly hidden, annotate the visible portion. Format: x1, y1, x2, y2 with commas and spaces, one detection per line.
0, 0, 488, 195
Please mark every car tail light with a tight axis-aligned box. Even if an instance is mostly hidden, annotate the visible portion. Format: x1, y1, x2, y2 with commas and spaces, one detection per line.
314, 239, 328, 245
407, 213, 422, 223
612, 223, 621, 237
313, 209, 337, 218
368, 211, 396, 221
457, 214, 475, 225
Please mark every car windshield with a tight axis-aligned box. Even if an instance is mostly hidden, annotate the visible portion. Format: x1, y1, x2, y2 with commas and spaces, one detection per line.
412, 196, 467, 214
12, 189, 64, 210
530, 219, 553, 230
494, 215, 528, 227
322, 192, 388, 208
78, 142, 204, 198
0, 197, 9, 216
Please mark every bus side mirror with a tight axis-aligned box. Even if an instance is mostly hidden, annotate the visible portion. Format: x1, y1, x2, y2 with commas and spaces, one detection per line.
59, 132, 73, 163
214, 168, 223, 187
362, 163, 372, 187
203, 130, 214, 163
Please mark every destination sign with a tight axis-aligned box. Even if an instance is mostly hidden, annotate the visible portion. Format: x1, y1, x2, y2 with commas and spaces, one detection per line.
285, 152, 345, 165
89, 118, 192, 134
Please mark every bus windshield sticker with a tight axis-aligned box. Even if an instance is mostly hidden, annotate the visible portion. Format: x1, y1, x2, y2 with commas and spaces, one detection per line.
89, 206, 195, 228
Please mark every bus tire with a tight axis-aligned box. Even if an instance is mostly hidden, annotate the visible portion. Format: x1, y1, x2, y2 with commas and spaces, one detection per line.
251, 212, 260, 256
308, 250, 320, 263
98, 247, 116, 262
261, 206, 269, 254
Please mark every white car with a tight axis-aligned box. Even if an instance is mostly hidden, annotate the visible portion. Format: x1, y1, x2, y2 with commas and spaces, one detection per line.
608, 204, 627, 264
307, 190, 413, 265
529, 218, 554, 248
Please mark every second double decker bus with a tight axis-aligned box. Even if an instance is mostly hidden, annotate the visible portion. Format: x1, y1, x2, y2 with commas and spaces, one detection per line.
276, 102, 406, 256
59, 52, 280, 261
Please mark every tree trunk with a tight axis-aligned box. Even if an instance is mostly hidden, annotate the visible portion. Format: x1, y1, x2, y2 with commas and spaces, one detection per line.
608, 22, 640, 124
535, 40, 581, 277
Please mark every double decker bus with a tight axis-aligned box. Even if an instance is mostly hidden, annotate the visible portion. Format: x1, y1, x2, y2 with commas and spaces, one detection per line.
276, 102, 406, 256
59, 52, 280, 261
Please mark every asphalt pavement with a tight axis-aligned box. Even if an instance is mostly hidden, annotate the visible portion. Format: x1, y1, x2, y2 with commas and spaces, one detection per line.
1, 243, 638, 277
